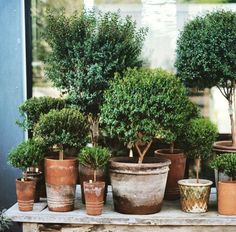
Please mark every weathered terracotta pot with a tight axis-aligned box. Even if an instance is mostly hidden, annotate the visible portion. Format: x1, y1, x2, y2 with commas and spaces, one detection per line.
213, 141, 236, 153
218, 181, 236, 215
109, 157, 170, 214
16, 178, 36, 211
45, 157, 78, 212
79, 165, 107, 204
178, 179, 212, 213
84, 181, 105, 216
155, 149, 186, 200
23, 171, 42, 202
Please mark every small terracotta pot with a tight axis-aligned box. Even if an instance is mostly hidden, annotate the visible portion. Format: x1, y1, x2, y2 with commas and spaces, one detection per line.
218, 181, 236, 215
79, 164, 107, 204
23, 171, 42, 202
178, 179, 212, 213
45, 157, 78, 212
155, 149, 186, 200
84, 181, 105, 216
16, 178, 36, 211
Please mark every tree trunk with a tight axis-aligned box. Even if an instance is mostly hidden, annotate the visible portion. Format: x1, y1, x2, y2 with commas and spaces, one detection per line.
94, 169, 97, 182
59, 149, 64, 160
135, 140, 152, 164
170, 142, 174, 154
229, 99, 236, 147
195, 158, 201, 183
233, 83, 236, 147
89, 117, 99, 146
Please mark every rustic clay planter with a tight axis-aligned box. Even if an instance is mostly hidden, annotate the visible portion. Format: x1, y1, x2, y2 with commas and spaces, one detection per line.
79, 165, 107, 204
16, 178, 36, 211
178, 179, 212, 213
218, 181, 236, 215
23, 171, 42, 202
84, 181, 105, 216
155, 149, 186, 200
109, 157, 171, 214
45, 157, 78, 212
213, 141, 236, 153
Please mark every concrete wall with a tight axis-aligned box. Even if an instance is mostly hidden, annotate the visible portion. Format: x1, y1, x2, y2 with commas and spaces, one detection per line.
0, 0, 26, 212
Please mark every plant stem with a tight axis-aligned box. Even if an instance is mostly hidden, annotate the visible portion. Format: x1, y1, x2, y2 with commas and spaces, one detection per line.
229, 98, 236, 147
135, 140, 152, 164
195, 158, 201, 183
94, 169, 97, 182
89, 116, 99, 146
170, 142, 174, 154
59, 148, 64, 160
233, 82, 236, 147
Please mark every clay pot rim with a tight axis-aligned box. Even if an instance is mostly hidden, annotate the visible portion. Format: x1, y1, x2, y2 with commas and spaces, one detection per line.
155, 149, 185, 156
213, 140, 236, 151
16, 178, 36, 183
110, 156, 171, 168
178, 179, 212, 187
218, 180, 236, 184
45, 156, 77, 162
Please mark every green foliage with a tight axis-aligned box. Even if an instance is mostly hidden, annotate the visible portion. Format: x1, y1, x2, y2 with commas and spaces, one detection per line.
0, 210, 12, 232
44, 9, 147, 116
78, 146, 111, 170
210, 153, 236, 180
101, 68, 190, 145
185, 118, 217, 160
34, 108, 89, 150
176, 10, 236, 89
7, 139, 44, 172
17, 96, 66, 132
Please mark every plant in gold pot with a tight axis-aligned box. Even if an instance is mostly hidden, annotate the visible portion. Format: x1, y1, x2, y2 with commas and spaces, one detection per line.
178, 118, 217, 213
34, 108, 89, 212
210, 153, 236, 215
7, 139, 44, 211
78, 146, 110, 215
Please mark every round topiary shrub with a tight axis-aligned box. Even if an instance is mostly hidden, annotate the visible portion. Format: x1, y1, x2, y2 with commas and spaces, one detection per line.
101, 68, 191, 163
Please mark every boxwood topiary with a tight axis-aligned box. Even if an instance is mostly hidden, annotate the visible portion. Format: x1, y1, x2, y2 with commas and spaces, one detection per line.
176, 10, 236, 146
34, 108, 89, 160
17, 96, 66, 133
100, 68, 191, 163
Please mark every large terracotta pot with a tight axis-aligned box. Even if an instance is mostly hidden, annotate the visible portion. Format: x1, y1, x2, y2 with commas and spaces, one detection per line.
178, 179, 212, 213
109, 157, 171, 214
84, 181, 105, 216
79, 165, 107, 204
155, 149, 186, 200
213, 141, 236, 153
218, 181, 236, 215
45, 157, 78, 212
16, 178, 36, 211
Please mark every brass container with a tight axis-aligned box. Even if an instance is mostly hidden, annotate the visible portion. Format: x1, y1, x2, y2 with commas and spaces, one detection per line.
178, 179, 212, 213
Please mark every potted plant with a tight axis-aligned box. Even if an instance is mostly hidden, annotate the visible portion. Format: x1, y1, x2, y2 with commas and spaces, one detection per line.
0, 210, 12, 231
100, 68, 195, 214
7, 139, 44, 211
176, 10, 236, 153
34, 108, 89, 212
44, 9, 147, 146
210, 153, 236, 215
78, 146, 110, 215
178, 118, 218, 213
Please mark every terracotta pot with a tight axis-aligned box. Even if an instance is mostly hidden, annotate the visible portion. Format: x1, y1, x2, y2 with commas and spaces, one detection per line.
155, 149, 186, 200
109, 157, 170, 214
213, 140, 236, 153
84, 181, 105, 216
79, 165, 107, 204
218, 181, 236, 215
23, 171, 42, 202
45, 157, 78, 212
178, 179, 212, 213
16, 178, 36, 211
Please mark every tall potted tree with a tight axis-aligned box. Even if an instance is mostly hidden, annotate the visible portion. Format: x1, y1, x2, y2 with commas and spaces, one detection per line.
176, 10, 236, 152
44, 9, 147, 146
78, 146, 110, 216
100, 68, 193, 214
210, 153, 236, 215
178, 118, 218, 213
7, 139, 44, 211
34, 108, 89, 212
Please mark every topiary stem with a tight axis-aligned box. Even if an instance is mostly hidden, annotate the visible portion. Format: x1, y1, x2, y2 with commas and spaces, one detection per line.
89, 116, 99, 146
135, 140, 152, 164
59, 149, 64, 160
195, 158, 201, 183
170, 142, 174, 154
233, 82, 236, 147
94, 169, 97, 182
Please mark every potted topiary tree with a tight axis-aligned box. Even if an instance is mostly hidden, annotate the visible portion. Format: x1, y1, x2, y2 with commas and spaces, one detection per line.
7, 139, 44, 211
44, 9, 147, 146
78, 146, 110, 215
178, 118, 218, 213
210, 153, 236, 215
175, 10, 236, 152
34, 108, 89, 212
100, 68, 194, 214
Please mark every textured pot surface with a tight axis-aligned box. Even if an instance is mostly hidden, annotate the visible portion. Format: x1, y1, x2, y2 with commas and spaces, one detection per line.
84, 181, 105, 216
218, 181, 236, 215
16, 178, 36, 211
45, 157, 78, 212
109, 157, 170, 214
79, 165, 107, 204
155, 149, 186, 200
23, 171, 42, 202
178, 179, 212, 213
